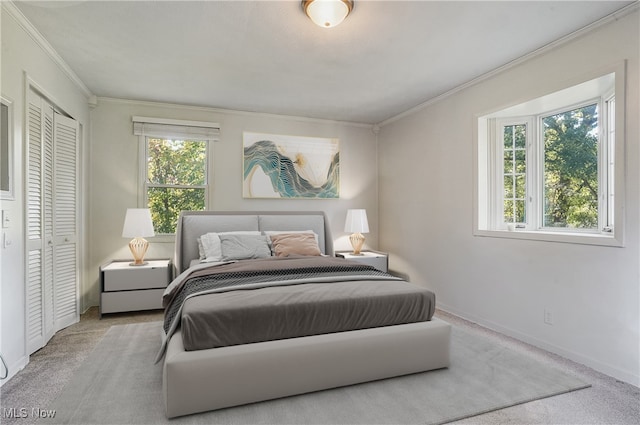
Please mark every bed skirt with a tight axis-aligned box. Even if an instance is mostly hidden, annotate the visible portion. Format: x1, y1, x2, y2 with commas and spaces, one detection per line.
163, 318, 452, 418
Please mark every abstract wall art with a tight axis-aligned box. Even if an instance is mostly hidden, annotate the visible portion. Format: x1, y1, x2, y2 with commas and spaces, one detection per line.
243, 132, 339, 199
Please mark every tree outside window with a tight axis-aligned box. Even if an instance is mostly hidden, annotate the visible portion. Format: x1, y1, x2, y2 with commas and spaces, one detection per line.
542, 104, 599, 229
146, 138, 208, 234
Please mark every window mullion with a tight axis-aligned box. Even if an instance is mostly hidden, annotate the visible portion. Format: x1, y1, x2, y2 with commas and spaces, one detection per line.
146, 183, 207, 190
493, 119, 505, 230
597, 96, 606, 232
529, 117, 541, 231
603, 93, 615, 232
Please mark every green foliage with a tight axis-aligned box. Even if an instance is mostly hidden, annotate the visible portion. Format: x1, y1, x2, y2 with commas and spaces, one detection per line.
147, 139, 206, 185
146, 138, 207, 234
542, 104, 598, 229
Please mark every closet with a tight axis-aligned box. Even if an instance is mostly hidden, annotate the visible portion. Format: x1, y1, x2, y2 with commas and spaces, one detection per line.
26, 88, 79, 355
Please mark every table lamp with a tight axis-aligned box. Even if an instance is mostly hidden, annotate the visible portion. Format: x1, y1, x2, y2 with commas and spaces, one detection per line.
122, 208, 155, 266
344, 209, 369, 255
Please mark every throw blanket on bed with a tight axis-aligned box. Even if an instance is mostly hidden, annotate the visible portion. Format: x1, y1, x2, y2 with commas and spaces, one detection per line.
155, 256, 402, 362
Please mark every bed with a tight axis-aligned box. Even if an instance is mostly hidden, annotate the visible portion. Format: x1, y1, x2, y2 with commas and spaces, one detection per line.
161, 210, 451, 418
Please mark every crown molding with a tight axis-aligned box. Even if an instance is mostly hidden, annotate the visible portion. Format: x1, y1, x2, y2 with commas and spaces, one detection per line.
97, 97, 374, 129
378, 1, 640, 127
3, 1, 93, 99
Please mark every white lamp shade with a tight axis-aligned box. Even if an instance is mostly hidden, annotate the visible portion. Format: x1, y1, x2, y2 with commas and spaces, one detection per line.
122, 208, 155, 238
304, 0, 352, 28
344, 209, 369, 233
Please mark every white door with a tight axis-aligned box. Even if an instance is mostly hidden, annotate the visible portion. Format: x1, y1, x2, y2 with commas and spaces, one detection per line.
25, 90, 79, 355
52, 112, 79, 330
26, 91, 53, 353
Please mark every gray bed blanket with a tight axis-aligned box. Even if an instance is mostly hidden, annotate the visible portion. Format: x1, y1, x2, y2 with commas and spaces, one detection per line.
156, 256, 434, 361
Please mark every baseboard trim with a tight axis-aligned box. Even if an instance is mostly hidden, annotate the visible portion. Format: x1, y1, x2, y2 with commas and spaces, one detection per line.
438, 303, 639, 388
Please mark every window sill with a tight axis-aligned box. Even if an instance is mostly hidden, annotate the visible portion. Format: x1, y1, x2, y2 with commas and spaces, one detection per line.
473, 228, 623, 247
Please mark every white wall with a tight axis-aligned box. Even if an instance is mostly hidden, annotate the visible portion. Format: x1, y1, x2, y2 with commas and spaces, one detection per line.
0, 6, 91, 384
88, 98, 379, 307
378, 10, 639, 385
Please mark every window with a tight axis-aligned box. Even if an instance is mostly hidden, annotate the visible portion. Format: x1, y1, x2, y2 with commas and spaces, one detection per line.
475, 69, 624, 246
541, 102, 600, 230
133, 117, 219, 234
145, 138, 208, 234
501, 122, 528, 225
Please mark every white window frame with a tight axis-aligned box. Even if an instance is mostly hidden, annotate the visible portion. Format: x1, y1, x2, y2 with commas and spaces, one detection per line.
133, 116, 219, 237
492, 117, 535, 231
603, 91, 616, 233
474, 64, 625, 247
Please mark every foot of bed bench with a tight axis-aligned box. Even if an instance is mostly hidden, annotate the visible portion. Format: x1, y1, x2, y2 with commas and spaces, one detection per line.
163, 318, 451, 418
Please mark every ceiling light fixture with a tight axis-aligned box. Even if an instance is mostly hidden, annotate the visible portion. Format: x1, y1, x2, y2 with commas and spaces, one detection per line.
302, 0, 354, 28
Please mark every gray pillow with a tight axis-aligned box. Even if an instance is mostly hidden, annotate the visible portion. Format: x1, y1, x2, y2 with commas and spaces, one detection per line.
219, 234, 272, 261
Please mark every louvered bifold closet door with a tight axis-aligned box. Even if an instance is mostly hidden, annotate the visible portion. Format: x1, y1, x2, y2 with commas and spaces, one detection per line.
42, 103, 55, 343
26, 90, 80, 355
26, 92, 56, 353
53, 112, 79, 329
26, 92, 45, 355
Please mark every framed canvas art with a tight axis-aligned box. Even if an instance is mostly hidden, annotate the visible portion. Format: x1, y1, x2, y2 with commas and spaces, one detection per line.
243, 132, 339, 199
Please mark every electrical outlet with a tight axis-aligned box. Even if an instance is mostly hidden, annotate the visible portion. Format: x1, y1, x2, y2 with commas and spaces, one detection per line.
544, 309, 553, 325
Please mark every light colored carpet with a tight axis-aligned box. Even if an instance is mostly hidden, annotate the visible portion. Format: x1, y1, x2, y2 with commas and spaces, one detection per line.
44, 321, 589, 424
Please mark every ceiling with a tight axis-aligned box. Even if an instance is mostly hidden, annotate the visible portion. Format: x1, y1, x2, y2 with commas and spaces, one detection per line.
13, 0, 635, 124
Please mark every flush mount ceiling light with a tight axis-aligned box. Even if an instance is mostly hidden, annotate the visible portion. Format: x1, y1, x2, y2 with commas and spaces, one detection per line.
302, 0, 354, 28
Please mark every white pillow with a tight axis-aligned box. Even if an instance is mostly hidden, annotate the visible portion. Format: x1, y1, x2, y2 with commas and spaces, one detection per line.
200, 231, 261, 262
219, 234, 271, 261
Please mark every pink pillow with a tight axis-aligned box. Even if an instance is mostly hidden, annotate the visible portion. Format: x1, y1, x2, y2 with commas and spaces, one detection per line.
269, 233, 322, 257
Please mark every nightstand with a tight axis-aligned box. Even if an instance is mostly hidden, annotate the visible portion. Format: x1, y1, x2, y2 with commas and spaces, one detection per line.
335, 250, 388, 273
100, 259, 171, 317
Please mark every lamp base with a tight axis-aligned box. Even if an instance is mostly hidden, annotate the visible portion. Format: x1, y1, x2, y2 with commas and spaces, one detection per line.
349, 232, 365, 255
128, 237, 149, 266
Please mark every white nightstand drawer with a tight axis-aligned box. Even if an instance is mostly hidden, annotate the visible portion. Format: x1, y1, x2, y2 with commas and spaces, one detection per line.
103, 260, 170, 291
101, 288, 165, 314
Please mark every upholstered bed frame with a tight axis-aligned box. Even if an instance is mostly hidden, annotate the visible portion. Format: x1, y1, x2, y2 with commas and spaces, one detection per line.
163, 211, 451, 418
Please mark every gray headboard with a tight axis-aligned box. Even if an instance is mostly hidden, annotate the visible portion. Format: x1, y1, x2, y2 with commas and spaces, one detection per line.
174, 211, 335, 274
